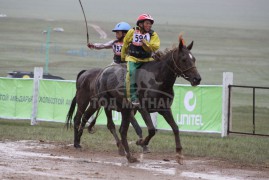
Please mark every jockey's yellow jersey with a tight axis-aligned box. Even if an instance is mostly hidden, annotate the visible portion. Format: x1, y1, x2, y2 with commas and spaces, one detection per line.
121, 27, 160, 62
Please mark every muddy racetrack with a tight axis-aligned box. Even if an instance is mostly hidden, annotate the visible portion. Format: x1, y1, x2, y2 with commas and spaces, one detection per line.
0, 140, 268, 180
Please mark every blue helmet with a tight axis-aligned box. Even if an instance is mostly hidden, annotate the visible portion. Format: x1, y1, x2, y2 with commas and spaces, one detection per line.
112, 22, 131, 32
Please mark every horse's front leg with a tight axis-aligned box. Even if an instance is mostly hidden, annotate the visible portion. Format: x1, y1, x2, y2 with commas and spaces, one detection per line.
136, 108, 156, 151
129, 111, 143, 139
120, 110, 138, 163
159, 109, 183, 164
129, 112, 150, 153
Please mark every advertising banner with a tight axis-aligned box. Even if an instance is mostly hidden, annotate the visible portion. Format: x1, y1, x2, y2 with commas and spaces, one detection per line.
37, 80, 76, 122
111, 85, 223, 133
0, 78, 33, 119
0, 78, 222, 133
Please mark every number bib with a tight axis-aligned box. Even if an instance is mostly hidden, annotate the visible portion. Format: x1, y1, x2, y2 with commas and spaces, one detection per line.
113, 41, 123, 56
132, 30, 150, 46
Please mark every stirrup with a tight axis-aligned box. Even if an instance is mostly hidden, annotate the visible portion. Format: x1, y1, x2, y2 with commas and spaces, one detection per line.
131, 99, 140, 106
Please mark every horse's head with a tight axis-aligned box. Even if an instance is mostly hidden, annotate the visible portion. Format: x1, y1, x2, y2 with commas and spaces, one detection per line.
172, 36, 201, 86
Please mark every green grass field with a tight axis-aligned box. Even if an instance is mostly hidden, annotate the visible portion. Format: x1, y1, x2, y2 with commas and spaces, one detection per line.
1, 17, 269, 86
0, 119, 268, 167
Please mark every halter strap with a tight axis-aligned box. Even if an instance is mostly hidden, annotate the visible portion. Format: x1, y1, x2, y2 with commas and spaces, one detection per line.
171, 49, 196, 78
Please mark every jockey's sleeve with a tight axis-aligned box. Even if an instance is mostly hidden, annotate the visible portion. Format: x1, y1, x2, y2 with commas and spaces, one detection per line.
121, 29, 134, 61
142, 32, 160, 52
93, 40, 114, 49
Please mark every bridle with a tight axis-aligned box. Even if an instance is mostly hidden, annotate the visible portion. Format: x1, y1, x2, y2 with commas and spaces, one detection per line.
170, 49, 196, 78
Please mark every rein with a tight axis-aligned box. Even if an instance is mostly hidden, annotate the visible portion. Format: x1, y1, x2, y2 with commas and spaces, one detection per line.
171, 49, 196, 78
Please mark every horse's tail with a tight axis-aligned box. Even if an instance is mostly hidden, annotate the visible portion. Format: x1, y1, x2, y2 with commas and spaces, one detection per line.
65, 70, 87, 129
66, 96, 77, 129
77, 70, 86, 81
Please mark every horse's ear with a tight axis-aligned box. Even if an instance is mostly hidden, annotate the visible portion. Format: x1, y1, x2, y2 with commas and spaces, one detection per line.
179, 39, 183, 50
187, 41, 194, 50
178, 33, 185, 50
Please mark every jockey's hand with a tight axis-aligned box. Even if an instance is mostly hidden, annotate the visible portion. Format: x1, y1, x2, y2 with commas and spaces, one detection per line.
141, 39, 147, 45
87, 43, 95, 49
141, 39, 149, 47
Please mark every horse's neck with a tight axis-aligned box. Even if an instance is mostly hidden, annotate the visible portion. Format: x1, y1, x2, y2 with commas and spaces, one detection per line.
158, 58, 177, 88
142, 57, 177, 90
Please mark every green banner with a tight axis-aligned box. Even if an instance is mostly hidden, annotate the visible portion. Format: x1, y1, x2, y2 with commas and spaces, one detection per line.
37, 79, 76, 122
0, 78, 33, 119
171, 85, 222, 132
110, 85, 222, 133
0, 78, 222, 133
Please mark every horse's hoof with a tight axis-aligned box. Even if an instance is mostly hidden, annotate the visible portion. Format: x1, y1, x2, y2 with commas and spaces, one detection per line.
136, 138, 144, 146
74, 144, 82, 149
88, 127, 95, 134
142, 145, 151, 154
127, 156, 139, 163
176, 154, 184, 165
118, 145, 126, 156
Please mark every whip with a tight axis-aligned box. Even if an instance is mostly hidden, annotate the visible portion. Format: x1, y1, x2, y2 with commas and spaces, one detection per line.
78, 0, 89, 44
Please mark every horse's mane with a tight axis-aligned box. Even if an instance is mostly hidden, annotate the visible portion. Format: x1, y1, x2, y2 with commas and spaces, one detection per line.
154, 33, 186, 61
153, 45, 177, 61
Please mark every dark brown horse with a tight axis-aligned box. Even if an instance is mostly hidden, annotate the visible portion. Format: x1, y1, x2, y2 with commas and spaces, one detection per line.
74, 37, 201, 164
66, 66, 148, 156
